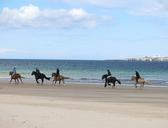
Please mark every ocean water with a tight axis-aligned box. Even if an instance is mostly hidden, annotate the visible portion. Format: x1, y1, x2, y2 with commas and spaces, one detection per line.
0, 59, 168, 86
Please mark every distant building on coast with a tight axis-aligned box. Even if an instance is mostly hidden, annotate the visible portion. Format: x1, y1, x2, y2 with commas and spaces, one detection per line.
127, 55, 168, 62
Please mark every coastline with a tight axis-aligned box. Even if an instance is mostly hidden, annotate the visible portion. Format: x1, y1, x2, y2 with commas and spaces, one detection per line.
0, 77, 168, 88
0, 81, 168, 128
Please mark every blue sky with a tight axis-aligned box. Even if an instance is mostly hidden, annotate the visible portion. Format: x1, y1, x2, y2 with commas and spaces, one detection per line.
0, 0, 168, 60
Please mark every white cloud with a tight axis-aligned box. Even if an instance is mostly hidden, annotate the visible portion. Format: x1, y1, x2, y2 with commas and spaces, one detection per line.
56, 0, 168, 16
69, 8, 87, 18
128, 0, 168, 16
0, 4, 108, 29
0, 48, 16, 53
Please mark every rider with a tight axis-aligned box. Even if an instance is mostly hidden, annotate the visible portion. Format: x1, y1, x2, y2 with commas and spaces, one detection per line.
56, 68, 60, 77
36, 68, 41, 75
135, 71, 141, 83
107, 69, 112, 78
12, 67, 16, 76
107, 69, 112, 85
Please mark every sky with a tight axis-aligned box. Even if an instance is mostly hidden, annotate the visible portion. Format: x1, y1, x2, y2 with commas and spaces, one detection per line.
0, 0, 168, 60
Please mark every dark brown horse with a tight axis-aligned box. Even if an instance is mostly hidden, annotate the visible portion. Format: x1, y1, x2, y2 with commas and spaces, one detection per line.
9, 71, 24, 84
52, 73, 69, 85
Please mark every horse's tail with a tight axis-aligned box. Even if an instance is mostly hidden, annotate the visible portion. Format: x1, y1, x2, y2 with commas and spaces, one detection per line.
44, 76, 50, 80
145, 80, 150, 85
116, 79, 121, 85
63, 77, 70, 79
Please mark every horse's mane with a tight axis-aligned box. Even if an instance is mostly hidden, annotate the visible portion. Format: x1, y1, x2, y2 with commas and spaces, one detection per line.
102, 74, 108, 80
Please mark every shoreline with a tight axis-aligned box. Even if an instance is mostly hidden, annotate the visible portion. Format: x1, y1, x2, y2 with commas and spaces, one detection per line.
0, 77, 168, 88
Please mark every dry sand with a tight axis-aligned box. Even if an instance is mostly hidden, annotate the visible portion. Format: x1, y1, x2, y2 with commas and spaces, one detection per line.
0, 81, 168, 128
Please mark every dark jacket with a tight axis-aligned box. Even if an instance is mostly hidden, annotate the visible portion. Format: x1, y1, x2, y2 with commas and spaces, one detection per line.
135, 71, 140, 78
36, 68, 40, 74
107, 69, 112, 76
56, 68, 60, 75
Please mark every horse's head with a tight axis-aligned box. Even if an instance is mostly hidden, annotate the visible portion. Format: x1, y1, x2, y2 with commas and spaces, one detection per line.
31, 71, 36, 76
9, 71, 13, 76
131, 76, 136, 81
52, 73, 56, 77
102, 74, 108, 80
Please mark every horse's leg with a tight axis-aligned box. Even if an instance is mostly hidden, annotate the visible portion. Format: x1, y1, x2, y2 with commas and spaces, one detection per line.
9, 78, 12, 84
135, 83, 137, 88
104, 82, 107, 87
105, 79, 109, 86
141, 82, 145, 88
17, 79, 19, 84
140, 83, 143, 88
41, 79, 44, 85
36, 79, 39, 84
53, 79, 57, 85
106, 79, 110, 85
143, 82, 145, 87
20, 77, 23, 84
112, 82, 115, 88
59, 80, 61, 84
14, 79, 16, 84
63, 79, 65, 84
16, 79, 19, 85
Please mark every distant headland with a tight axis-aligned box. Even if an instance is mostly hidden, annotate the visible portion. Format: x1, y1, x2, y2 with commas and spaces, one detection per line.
127, 55, 168, 62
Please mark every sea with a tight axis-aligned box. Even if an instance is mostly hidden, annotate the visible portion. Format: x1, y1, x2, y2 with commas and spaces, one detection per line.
0, 59, 168, 86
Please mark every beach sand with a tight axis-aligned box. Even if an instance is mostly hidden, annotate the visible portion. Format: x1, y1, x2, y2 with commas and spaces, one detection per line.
0, 80, 168, 128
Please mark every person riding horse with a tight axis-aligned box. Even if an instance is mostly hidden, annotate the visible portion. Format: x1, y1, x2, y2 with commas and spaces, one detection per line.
9, 67, 24, 84
36, 68, 40, 74
12, 67, 16, 76
56, 68, 60, 77
135, 71, 141, 83
107, 69, 112, 77
107, 69, 112, 85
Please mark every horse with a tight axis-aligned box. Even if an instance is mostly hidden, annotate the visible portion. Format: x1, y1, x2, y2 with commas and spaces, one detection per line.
51, 73, 70, 85
9, 71, 24, 84
31, 71, 50, 84
131, 76, 149, 88
102, 74, 121, 88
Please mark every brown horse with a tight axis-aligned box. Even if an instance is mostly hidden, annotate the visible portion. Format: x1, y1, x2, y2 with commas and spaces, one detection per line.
51, 73, 69, 85
9, 71, 24, 84
131, 76, 149, 88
